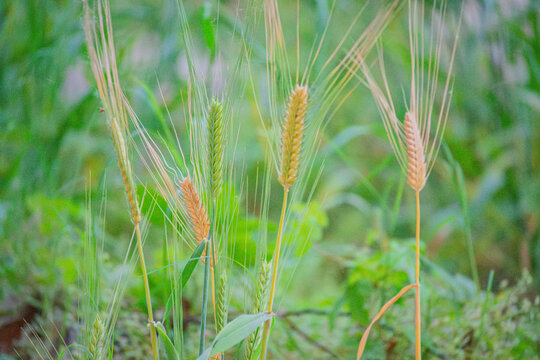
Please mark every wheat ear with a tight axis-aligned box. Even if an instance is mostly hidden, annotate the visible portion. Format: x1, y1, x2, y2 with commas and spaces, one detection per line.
278, 85, 308, 189
208, 100, 224, 198
260, 85, 309, 360
215, 271, 228, 333
180, 177, 210, 243
244, 261, 271, 360
88, 315, 104, 360
405, 112, 426, 192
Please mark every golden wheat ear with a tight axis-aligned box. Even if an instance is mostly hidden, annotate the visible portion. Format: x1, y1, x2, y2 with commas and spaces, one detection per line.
180, 177, 210, 243
404, 112, 426, 192
278, 85, 308, 189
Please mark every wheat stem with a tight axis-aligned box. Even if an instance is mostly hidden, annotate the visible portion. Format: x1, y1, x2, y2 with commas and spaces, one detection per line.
200, 237, 211, 355
135, 222, 159, 360
415, 189, 421, 360
259, 188, 289, 360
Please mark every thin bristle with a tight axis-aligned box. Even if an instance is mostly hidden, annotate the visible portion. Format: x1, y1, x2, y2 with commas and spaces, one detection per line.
278, 85, 308, 188
180, 177, 210, 242
207, 100, 224, 199
405, 112, 426, 192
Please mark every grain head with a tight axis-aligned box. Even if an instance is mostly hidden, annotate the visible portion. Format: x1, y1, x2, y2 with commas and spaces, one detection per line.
180, 177, 210, 243
404, 112, 426, 192
278, 85, 308, 189
207, 100, 224, 199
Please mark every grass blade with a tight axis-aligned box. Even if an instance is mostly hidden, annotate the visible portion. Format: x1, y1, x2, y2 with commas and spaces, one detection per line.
181, 239, 207, 289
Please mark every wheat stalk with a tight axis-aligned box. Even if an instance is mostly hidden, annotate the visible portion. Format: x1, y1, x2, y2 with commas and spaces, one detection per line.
179, 176, 213, 354
83, 1, 158, 358
355, 1, 461, 359
260, 85, 308, 360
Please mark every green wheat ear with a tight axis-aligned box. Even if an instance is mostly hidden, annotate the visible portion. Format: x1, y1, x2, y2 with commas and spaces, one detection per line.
216, 271, 228, 333
207, 99, 224, 199
255, 261, 271, 313
88, 315, 104, 360
244, 261, 271, 359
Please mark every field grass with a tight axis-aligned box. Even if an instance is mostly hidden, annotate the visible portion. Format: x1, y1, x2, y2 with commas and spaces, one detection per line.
0, 0, 539, 359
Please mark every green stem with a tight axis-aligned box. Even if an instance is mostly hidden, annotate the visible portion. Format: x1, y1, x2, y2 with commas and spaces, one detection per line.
199, 237, 211, 355
200, 202, 217, 355
135, 223, 159, 360
259, 187, 289, 360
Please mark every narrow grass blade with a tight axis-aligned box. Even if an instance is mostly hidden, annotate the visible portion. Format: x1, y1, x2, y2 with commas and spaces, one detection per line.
182, 240, 207, 289
155, 322, 180, 360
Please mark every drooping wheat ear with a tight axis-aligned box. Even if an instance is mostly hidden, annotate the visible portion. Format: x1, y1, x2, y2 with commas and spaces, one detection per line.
215, 271, 228, 333
278, 85, 308, 189
244, 261, 271, 360
404, 112, 426, 192
88, 315, 104, 360
207, 100, 224, 199
180, 177, 210, 242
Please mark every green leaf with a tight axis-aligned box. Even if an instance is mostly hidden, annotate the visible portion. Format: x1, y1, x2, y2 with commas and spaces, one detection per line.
196, 313, 274, 360
156, 322, 179, 360
182, 240, 207, 289
137, 185, 169, 226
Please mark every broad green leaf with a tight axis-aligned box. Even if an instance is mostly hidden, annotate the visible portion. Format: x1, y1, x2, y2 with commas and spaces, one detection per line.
156, 322, 179, 360
196, 312, 273, 360
211, 313, 273, 354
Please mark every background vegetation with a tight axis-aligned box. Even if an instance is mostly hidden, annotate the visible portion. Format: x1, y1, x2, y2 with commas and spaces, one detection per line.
1, 0, 539, 359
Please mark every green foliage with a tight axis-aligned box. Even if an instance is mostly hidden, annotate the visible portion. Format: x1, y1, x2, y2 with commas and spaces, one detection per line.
197, 313, 274, 360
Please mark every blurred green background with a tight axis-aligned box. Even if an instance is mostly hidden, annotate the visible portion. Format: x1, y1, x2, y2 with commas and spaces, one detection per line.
1, 0, 539, 359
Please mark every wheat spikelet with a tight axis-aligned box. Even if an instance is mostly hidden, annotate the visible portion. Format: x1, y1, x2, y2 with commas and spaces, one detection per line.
215, 271, 228, 333
180, 177, 210, 243
244, 261, 271, 360
88, 315, 104, 360
405, 112, 426, 192
207, 100, 224, 199
278, 85, 308, 189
